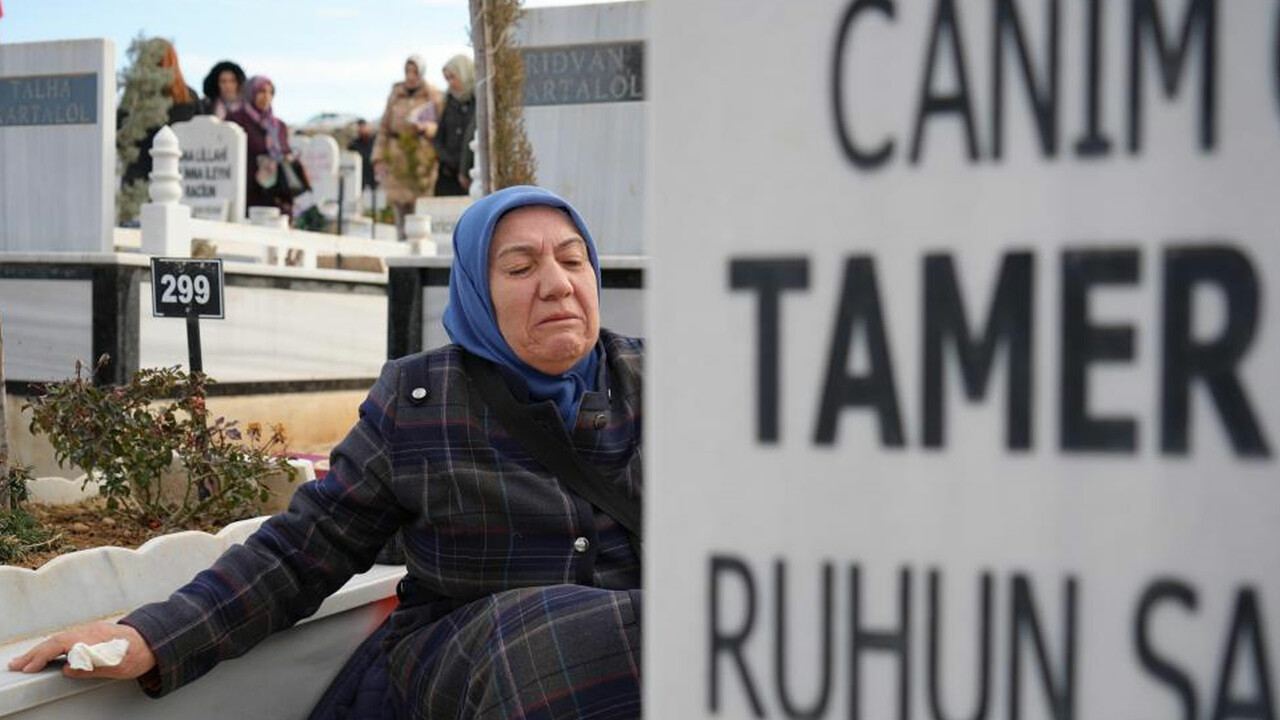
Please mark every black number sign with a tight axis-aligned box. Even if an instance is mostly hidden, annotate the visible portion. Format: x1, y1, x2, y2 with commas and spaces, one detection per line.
150, 258, 225, 319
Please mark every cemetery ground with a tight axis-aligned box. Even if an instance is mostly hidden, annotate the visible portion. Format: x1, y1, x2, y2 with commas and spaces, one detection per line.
1, 440, 328, 571
5, 497, 156, 570
0, 429, 334, 571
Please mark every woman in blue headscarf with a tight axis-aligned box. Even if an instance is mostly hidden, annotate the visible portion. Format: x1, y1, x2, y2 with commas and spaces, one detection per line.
12, 187, 645, 720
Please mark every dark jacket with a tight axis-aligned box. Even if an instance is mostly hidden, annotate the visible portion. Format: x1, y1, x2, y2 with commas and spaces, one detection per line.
226, 107, 305, 217
348, 133, 377, 190
121, 330, 644, 703
119, 86, 202, 186
433, 93, 476, 195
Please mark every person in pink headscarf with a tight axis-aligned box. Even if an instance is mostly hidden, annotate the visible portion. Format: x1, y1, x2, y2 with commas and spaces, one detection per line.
227, 75, 310, 222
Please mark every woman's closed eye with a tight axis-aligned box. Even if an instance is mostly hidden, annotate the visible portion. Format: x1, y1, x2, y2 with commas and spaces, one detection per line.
557, 253, 586, 269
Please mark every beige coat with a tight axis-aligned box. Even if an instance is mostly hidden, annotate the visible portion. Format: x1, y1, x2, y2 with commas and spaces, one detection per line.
372, 81, 445, 205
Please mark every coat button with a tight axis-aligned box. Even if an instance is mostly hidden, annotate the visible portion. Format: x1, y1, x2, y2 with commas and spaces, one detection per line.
592, 413, 608, 430
573, 537, 590, 553
410, 387, 428, 401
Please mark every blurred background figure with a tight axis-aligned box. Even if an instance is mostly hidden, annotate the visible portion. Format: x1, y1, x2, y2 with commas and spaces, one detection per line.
434, 54, 476, 197
115, 37, 203, 223
118, 38, 202, 190
372, 55, 443, 238
228, 75, 313, 224
348, 118, 377, 191
201, 60, 246, 119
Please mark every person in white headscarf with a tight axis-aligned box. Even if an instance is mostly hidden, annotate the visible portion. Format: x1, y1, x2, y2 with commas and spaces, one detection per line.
434, 54, 476, 196
372, 54, 444, 237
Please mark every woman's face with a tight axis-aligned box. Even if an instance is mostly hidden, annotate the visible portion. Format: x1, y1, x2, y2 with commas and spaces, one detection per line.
443, 68, 463, 94
218, 70, 240, 101
253, 83, 273, 112
488, 206, 600, 375
404, 62, 422, 88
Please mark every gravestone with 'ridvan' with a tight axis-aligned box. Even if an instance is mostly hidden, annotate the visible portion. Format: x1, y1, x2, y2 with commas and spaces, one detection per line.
515, 2, 645, 255
0, 39, 114, 252
172, 115, 246, 221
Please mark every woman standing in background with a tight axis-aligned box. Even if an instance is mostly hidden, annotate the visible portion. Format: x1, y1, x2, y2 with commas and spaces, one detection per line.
372, 55, 444, 238
434, 54, 476, 196
201, 60, 245, 119
227, 75, 309, 222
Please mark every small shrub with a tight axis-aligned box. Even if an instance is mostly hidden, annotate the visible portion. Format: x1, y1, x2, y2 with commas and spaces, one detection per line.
0, 461, 62, 565
25, 358, 294, 532
365, 205, 395, 225
116, 35, 175, 224
3, 460, 34, 511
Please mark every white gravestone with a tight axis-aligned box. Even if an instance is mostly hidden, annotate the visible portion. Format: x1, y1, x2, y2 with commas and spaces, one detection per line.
650, 1, 1280, 718
338, 150, 362, 215
297, 134, 340, 210
0, 39, 114, 252
514, 2, 645, 255
172, 115, 247, 221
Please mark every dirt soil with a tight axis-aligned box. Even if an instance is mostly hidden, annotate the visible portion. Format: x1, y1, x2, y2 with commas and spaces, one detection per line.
13, 498, 165, 570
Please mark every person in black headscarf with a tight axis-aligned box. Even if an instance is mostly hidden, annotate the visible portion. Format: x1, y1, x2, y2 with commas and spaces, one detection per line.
201, 60, 246, 119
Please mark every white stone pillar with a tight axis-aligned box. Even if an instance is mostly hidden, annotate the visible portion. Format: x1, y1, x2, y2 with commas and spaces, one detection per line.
140, 126, 193, 257
468, 131, 483, 198
404, 214, 437, 256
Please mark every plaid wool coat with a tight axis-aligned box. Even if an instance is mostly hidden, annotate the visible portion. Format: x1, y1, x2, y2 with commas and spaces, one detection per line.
122, 330, 644, 718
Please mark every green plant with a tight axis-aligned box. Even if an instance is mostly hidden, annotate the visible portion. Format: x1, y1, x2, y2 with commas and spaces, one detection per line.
0, 507, 63, 566
116, 35, 175, 224
365, 205, 395, 225
489, 0, 537, 188
0, 460, 62, 565
25, 358, 293, 532
2, 460, 34, 512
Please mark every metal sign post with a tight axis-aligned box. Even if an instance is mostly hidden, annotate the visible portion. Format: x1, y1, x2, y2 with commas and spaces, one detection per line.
336, 163, 349, 236
185, 308, 203, 373
370, 176, 380, 239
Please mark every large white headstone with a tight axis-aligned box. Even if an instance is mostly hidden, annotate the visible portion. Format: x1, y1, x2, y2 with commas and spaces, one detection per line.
172, 115, 247, 221
0, 39, 114, 252
515, 2, 645, 255
297, 134, 340, 209
650, 1, 1280, 718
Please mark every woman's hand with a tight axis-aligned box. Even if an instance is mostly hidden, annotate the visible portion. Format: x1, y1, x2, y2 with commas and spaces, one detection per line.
7, 622, 156, 680
417, 121, 439, 138
373, 160, 387, 181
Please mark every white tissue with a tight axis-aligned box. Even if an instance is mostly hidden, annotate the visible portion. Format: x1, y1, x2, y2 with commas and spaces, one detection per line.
66, 638, 129, 671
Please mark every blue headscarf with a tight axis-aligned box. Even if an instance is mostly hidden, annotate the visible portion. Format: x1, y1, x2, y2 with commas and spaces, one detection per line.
443, 186, 603, 429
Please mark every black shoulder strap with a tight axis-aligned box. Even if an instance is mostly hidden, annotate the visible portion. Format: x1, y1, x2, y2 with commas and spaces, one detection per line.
461, 352, 643, 549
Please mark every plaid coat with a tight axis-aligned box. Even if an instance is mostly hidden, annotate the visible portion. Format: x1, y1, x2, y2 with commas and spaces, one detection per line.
122, 330, 644, 718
